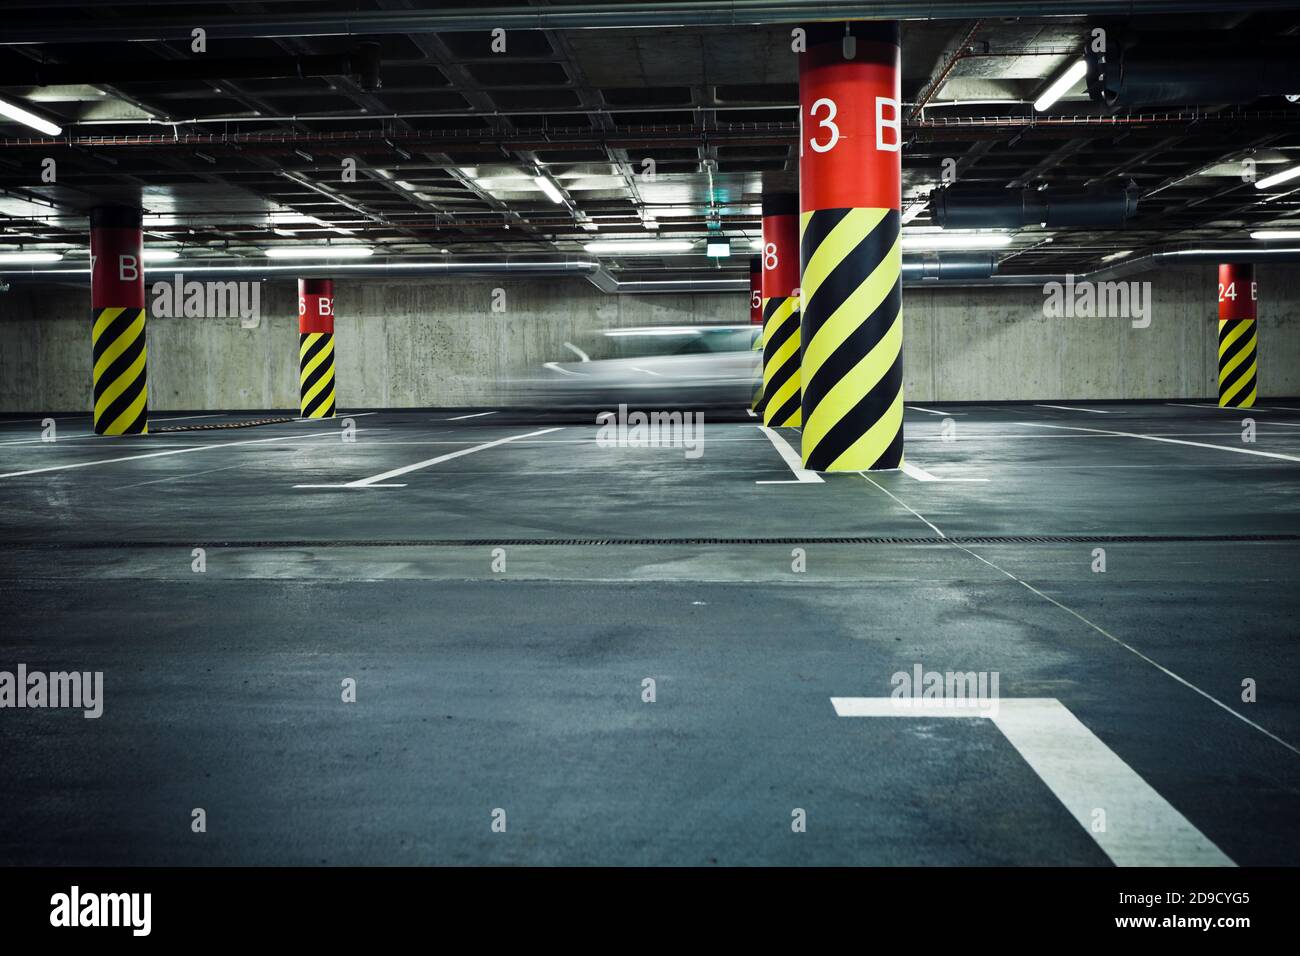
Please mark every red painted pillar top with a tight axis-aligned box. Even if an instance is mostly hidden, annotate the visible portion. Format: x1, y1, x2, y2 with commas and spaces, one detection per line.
761, 193, 800, 300
798, 22, 901, 213
1218, 264, 1257, 321
298, 278, 335, 333
89, 206, 144, 309
748, 256, 763, 324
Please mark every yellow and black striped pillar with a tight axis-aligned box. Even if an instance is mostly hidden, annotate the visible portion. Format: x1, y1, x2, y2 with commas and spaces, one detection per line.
1217, 263, 1258, 408
749, 255, 766, 413
298, 278, 337, 418
760, 193, 802, 427
89, 206, 148, 435
798, 22, 903, 471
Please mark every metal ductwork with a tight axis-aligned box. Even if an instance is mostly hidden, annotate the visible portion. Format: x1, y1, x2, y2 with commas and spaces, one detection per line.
0, 46, 382, 91
903, 253, 997, 281
1085, 32, 1300, 108
929, 185, 1138, 229
2, 2, 1299, 44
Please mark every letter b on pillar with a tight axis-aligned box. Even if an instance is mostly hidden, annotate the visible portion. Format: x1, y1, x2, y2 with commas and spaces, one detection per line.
298, 278, 337, 418
90, 206, 148, 435
798, 22, 903, 471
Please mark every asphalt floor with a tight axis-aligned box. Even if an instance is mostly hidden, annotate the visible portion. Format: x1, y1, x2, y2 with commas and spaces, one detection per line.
0, 401, 1297, 865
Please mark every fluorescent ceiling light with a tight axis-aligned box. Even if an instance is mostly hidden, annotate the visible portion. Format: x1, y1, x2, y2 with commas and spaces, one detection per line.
142, 249, 180, 261
1100, 249, 1133, 262
0, 95, 62, 136
1250, 229, 1300, 240
1254, 164, 1300, 190
901, 233, 1012, 251
1033, 59, 1088, 112
263, 246, 374, 259
901, 202, 928, 224
706, 240, 731, 258
533, 175, 564, 204
583, 239, 695, 255
0, 251, 63, 264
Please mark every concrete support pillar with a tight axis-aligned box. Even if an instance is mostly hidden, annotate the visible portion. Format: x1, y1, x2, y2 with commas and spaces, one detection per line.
298, 278, 337, 418
89, 206, 148, 435
760, 194, 802, 427
798, 22, 903, 470
1217, 263, 1258, 408
749, 255, 766, 413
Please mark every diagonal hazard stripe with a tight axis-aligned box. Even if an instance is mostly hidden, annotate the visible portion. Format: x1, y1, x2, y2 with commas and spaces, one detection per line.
93, 310, 146, 383
1218, 331, 1257, 384
800, 208, 888, 313
302, 373, 336, 417
803, 309, 902, 460
1220, 361, 1257, 406
300, 335, 335, 383
94, 346, 147, 421
802, 236, 901, 390
828, 386, 905, 472
300, 332, 328, 363
103, 382, 149, 436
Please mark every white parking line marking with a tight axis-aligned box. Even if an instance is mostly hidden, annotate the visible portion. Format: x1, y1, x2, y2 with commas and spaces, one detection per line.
900, 461, 989, 482
744, 409, 756, 418
295, 427, 563, 489
1018, 421, 1300, 463
446, 411, 499, 421
755, 425, 823, 484
907, 405, 963, 417
831, 697, 1235, 867
1166, 402, 1289, 412
150, 413, 226, 423
859, 473, 1300, 757
0, 429, 338, 480
1034, 404, 1110, 414
292, 411, 378, 422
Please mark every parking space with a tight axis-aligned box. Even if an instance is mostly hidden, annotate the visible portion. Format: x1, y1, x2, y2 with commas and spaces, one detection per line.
1, 403, 1297, 865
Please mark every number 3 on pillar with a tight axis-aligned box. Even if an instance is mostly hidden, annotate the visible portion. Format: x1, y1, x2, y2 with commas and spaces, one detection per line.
800, 96, 900, 156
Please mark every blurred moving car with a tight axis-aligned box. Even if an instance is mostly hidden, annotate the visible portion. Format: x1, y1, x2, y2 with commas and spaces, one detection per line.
515, 324, 762, 408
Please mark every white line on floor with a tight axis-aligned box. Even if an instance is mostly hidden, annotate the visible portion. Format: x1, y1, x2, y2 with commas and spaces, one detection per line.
292, 411, 378, 422
906, 405, 963, 417
296, 426, 563, 489
831, 697, 1235, 867
1017, 421, 1300, 463
445, 411, 499, 421
115, 462, 248, 490
858, 470, 1300, 757
900, 461, 989, 483
1034, 404, 1110, 414
0, 429, 338, 480
150, 413, 227, 423
1166, 402, 1290, 413
745, 409, 756, 418
755, 425, 823, 484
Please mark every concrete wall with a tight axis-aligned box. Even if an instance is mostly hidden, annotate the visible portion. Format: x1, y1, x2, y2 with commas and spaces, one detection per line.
2, 264, 1297, 412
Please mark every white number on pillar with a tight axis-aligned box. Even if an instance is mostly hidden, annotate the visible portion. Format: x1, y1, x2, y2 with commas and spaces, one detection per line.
808, 97, 840, 153
1220, 282, 1237, 302
763, 242, 779, 271
750, 291, 761, 310
876, 96, 901, 152
298, 297, 306, 316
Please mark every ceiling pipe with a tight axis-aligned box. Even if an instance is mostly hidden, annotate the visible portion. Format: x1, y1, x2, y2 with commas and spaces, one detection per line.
930, 184, 1138, 229
1086, 34, 1300, 109
0, 46, 381, 90
2, 1, 1298, 44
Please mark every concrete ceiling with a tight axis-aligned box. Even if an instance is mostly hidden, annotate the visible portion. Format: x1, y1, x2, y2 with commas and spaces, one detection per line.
0, 3, 1299, 280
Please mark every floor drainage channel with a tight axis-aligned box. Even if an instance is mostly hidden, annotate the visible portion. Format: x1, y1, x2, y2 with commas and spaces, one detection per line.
4, 534, 1300, 549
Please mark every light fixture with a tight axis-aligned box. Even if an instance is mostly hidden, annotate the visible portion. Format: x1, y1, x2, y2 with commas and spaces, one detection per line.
901, 233, 1012, 251
1250, 229, 1300, 239
1033, 59, 1088, 112
1255, 163, 1300, 190
901, 201, 928, 224
533, 175, 565, 204
0, 251, 63, 264
583, 239, 695, 255
706, 240, 731, 258
1100, 249, 1133, 262
142, 249, 180, 262
0, 95, 62, 136
263, 246, 374, 259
